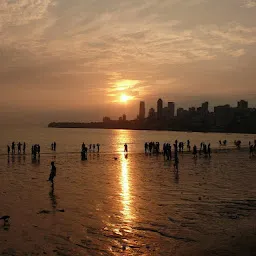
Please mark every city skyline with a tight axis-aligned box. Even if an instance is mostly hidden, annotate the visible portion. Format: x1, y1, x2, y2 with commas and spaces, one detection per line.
0, 0, 256, 125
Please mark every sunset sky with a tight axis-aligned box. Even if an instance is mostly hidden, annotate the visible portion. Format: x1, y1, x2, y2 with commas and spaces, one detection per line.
1, 0, 256, 124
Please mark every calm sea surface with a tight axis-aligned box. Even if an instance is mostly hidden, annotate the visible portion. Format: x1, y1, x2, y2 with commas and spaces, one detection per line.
1, 127, 256, 255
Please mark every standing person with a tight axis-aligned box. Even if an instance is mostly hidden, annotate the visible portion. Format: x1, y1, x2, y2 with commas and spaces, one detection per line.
48, 162, 56, 183
23, 142, 26, 154
97, 143, 100, 153
17, 142, 21, 154
144, 142, 148, 153
174, 155, 179, 171
51, 143, 54, 151
93, 144, 96, 152
12, 142, 15, 154
249, 145, 254, 157
7, 145, 10, 155
124, 143, 128, 152
193, 145, 197, 158
208, 143, 211, 158
38, 145, 41, 157
187, 140, 191, 152
53, 142, 56, 151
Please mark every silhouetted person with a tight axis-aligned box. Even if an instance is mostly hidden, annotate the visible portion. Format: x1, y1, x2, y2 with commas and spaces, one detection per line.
38, 145, 41, 157
48, 162, 56, 183
51, 143, 54, 151
174, 155, 179, 171
187, 140, 191, 152
124, 143, 128, 152
11, 142, 15, 154
97, 143, 100, 153
193, 145, 197, 158
17, 142, 22, 154
249, 145, 254, 157
208, 143, 211, 157
23, 142, 26, 154
53, 142, 56, 151
219, 140, 222, 146
7, 145, 10, 155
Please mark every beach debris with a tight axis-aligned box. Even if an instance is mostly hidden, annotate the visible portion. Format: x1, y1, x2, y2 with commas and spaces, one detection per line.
38, 210, 51, 214
114, 157, 118, 160
38, 209, 65, 214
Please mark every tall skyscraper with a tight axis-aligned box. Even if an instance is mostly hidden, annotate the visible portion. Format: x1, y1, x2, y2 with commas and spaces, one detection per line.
157, 98, 163, 120
201, 102, 209, 113
139, 101, 146, 120
168, 102, 175, 117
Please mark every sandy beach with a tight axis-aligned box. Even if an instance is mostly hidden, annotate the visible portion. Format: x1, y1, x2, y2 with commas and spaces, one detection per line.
1, 147, 256, 255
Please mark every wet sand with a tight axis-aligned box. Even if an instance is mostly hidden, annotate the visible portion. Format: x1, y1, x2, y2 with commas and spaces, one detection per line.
1, 150, 256, 255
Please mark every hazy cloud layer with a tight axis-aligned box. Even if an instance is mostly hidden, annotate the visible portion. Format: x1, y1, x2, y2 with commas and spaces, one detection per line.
0, 0, 255, 122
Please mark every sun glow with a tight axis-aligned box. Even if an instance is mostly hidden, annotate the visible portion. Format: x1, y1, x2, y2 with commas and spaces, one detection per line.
120, 94, 133, 103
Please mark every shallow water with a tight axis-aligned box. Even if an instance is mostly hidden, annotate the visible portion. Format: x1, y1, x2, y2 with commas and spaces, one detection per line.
1, 128, 256, 255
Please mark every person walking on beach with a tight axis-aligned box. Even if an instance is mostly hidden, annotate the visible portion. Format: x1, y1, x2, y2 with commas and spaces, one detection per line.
124, 143, 128, 153
97, 143, 100, 153
53, 142, 56, 151
48, 162, 57, 183
93, 144, 96, 152
7, 145, 10, 155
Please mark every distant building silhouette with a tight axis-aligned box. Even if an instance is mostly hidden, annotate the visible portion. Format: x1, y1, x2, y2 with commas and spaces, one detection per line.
157, 98, 163, 120
237, 100, 248, 109
123, 114, 127, 121
139, 101, 146, 120
168, 102, 175, 117
201, 102, 209, 113
103, 117, 111, 122
214, 105, 233, 129
177, 108, 185, 117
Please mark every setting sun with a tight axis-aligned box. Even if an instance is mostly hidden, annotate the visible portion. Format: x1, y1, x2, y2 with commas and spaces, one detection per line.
120, 94, 132, 103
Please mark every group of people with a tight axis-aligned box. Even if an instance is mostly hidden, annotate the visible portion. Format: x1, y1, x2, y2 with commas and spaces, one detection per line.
89, 144, 100, 152
81, 143, 101, 160
7, 142, 26, 155
51, 142, 57, 151
31, 144, 41, 158
192, 143, 211, 158
144, 142, 160, 154
219, 140, 227, 146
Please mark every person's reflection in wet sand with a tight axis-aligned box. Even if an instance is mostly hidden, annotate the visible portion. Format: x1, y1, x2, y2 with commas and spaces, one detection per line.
23, 155, 26, 163
7, 155, 10, 165
11, 155, 15, 164
49, 183, 57, 211
174, 170, 179, 184
125, 153, 128, 159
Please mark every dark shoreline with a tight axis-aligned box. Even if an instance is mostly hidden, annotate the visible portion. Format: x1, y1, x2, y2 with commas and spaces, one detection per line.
48, 122, 256, 135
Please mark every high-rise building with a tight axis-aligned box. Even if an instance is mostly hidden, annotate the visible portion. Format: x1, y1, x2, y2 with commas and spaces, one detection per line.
139, 101, 146, 120
237, 100, 248, 109
168, 102, 175, 117
122, 114, 127, 121
157, 98, 163, 120
201, 102, 209, 113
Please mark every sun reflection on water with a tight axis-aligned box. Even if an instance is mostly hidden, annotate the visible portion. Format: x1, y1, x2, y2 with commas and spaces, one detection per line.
121, 153, 132, 221
114, 130, 135, 222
